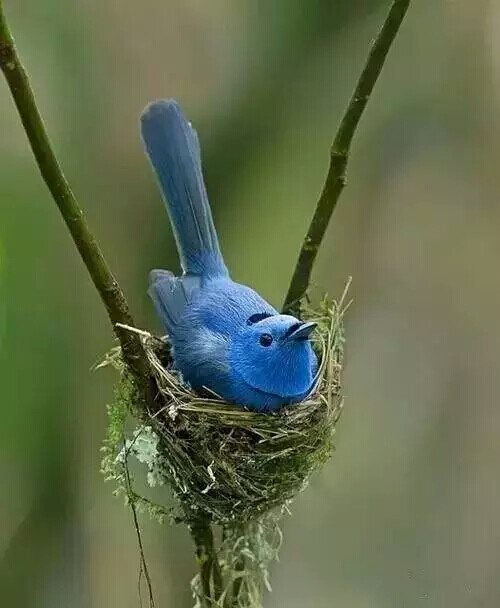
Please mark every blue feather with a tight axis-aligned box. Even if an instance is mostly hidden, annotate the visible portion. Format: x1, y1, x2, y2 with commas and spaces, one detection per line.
141, 100, 227, 278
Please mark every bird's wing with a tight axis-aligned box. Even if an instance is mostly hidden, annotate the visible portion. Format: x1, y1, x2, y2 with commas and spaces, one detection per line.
148, 269, 200, 330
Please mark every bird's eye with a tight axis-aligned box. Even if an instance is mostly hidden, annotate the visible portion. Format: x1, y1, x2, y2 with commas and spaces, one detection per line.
259, 333, 273, 347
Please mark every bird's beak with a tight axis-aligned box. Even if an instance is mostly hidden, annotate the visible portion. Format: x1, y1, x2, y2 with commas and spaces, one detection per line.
286, 321, 317, 341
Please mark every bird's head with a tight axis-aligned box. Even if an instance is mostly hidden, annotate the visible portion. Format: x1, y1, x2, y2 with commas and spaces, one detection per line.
230, 313, 318, 401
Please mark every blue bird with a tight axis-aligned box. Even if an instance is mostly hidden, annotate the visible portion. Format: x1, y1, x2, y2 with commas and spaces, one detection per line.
141, 99, 317, 411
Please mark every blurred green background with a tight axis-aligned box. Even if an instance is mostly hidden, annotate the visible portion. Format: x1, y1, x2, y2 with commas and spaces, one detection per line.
2, 0, 500, 606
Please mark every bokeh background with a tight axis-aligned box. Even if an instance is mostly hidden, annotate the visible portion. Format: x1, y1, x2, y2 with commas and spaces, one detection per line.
1, 1, 500, 606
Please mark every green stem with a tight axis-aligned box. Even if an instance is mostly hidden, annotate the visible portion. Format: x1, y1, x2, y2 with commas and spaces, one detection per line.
282, 0, 411, 314
0, 2, 152, 402
189, 517, 223, 607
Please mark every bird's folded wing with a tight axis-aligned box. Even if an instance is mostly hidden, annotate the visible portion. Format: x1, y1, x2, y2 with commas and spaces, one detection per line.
148, 269, 200, 330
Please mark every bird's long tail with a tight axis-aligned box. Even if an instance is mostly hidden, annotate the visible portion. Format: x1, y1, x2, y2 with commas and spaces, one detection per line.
140, 99, 228, 277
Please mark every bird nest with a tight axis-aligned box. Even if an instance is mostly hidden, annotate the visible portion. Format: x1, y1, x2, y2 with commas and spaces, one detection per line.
101, 292, 348, 526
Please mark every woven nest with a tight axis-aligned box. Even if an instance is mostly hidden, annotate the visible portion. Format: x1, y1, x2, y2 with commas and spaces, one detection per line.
102, 293, 347, 526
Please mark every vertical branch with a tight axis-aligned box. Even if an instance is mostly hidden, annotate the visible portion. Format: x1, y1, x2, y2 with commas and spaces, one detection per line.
189, 517, 223, 607
283, 0, 411, 314
0, 1, 152, 401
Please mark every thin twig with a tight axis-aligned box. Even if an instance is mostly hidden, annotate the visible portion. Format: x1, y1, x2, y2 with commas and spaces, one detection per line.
283, 0, 411, 314
0, 1, 152, 403
124, 457, 157, 608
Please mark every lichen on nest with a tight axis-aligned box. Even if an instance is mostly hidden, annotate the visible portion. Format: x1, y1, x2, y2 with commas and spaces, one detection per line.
101, 290, 348, 526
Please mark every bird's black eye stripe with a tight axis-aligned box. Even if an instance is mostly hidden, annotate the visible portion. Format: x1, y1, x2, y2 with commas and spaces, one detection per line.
247, 312, 272, 325
283, 322, 302, 339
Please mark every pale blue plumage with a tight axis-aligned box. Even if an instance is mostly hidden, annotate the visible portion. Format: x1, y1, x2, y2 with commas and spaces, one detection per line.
141, 99, 317, 411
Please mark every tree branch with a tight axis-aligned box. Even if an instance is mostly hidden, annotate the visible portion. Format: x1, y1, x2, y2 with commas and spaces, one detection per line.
189, 517, 223, 607
0, 1, 152, 402
282, 0, 411, 314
